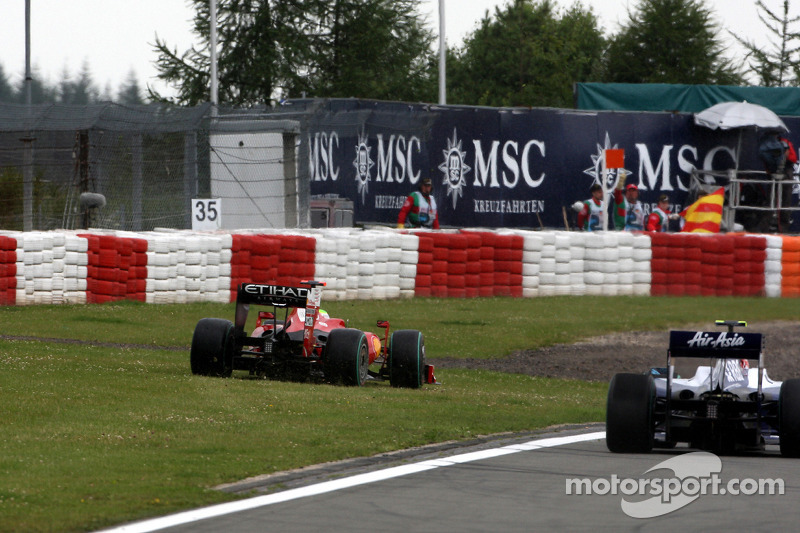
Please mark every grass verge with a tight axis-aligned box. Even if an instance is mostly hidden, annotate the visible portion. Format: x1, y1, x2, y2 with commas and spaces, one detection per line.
2, 295, 798, 358
0, 295, 797, 531
1, 341, 604, 532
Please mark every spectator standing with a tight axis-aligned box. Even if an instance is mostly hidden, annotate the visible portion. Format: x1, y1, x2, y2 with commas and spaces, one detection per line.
576, 184, 605, 231
757, 133, 797, 231
646, 194, 674, 232
778, 135, 797, 230
613, 173, 644, 231
397, 178, 439, 229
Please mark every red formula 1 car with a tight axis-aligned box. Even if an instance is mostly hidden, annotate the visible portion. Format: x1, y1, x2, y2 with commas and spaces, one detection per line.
190, 281, 435, 388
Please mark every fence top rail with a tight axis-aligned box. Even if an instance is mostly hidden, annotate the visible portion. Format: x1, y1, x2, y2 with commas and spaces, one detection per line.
0, 102, 212, 133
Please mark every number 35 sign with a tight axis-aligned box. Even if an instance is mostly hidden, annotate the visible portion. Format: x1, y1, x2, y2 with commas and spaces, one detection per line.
192, 199, 222, 230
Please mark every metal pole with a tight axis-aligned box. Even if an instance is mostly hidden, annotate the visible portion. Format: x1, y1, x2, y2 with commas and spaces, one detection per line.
131, 134, 143, 231
601, 152, 610, 231
183, 132, 198, 229
23, 0, 33, 231
297, 120, 311, 229
25, 0, 32, 106
210, 0, 219, 114
283, 132, 298, 228
79, 131, 90, 229
438, 0, 446, 105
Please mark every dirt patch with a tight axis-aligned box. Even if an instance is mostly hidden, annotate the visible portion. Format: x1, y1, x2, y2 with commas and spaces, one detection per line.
0, 334, 184, 352
6, 321, 800, 384
435, 321, 800, 383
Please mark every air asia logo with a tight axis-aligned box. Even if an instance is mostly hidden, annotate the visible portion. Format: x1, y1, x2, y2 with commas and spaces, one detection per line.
438, 128, 471, 209
687, 332, 746, 349
583, 132, 631, 189
353, 129, 374, 204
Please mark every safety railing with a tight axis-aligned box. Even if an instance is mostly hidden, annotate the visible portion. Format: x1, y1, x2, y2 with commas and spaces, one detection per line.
689, 168, 800, 231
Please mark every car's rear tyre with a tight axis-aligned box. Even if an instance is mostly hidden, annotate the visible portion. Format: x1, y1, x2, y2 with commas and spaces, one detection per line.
325, 328, 368, 386
606, 373, 655, 453
190, 318, 234, 377
779, 378, 800, 457
389, 330, 425, 389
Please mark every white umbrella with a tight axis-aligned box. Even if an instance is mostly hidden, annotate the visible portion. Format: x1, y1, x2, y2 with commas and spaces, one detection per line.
694, 101, 789, 232
694, 101, 788, 132
694, 101, 789, 170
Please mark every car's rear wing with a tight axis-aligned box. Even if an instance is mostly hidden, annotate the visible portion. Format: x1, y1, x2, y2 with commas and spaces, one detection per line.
664, 322, 766, 438
236, 283, 309, 307
668, 330, 763, 360
667, 326, 764, 408
233, 282, 327, 358
234, 283, 310, 338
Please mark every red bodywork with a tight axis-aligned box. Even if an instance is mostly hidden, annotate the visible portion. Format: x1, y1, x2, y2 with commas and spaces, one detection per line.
251, 307, 385, 365
223, 280, 435, 385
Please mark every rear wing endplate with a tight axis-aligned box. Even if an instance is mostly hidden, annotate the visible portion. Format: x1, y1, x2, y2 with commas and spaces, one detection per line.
668, 330, 763, 359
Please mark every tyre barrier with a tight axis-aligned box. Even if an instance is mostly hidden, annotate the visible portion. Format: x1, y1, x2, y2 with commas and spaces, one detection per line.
0, 235, 18, 305
79, 233, 149, 304
649, 233, 767, 298
229, 233, 315, 294
2, 228, 800, 306
783, 236, 800, 298
145, 232, 233, 304
414, 230, 523, 298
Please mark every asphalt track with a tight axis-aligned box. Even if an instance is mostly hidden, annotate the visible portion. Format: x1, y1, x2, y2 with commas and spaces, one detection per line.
104, 424, 800, 532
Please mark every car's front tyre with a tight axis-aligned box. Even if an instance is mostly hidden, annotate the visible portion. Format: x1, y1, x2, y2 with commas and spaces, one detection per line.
389, 330, 425, 389
606, 373, 655, 453
779, 378, 800, 457
324, 328, 368, 386
190, 318, 234, 377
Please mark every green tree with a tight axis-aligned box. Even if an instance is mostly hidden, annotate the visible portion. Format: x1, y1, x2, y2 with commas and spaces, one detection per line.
99, 82, 114, 102
57, 62, 98, 104
305, 0, 437, 101
447, 0, 604, 108
601, 0, 742, 85
732, 0, 800, 86
150, 0, 436, 106
57, 66, 74, 103
13, 66, 56, 104
118, 69, 144, 104
2, 61, 148, 104
0, 64, 14, 102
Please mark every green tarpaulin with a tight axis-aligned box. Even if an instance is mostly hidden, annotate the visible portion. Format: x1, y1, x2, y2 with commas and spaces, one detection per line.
575, 83, 800, 116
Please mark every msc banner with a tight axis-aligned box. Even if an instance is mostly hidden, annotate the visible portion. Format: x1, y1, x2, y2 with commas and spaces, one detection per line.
301, 99, 800, 231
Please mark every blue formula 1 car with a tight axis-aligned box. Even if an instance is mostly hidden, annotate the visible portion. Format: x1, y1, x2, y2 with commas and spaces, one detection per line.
607, 320, 800, 456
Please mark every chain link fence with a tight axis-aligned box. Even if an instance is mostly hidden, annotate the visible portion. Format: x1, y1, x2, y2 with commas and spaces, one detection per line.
0, 102, 307, 232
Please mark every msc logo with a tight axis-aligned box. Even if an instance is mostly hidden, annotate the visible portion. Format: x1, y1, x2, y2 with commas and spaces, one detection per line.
438, 128, 471, 209
353, 129, 374, 204
583, 132, 630, 190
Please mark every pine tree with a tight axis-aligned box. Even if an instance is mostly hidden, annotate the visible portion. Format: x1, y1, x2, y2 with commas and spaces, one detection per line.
601, 0, 742, 85
118, 70, 144, 105
0, 64, 14, 102
151, 0, 436, 106
447, 0, 605, 108
731, 0, 800, 86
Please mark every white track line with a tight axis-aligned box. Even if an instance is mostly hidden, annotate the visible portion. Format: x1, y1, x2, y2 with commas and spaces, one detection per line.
102, 430, 606, 532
